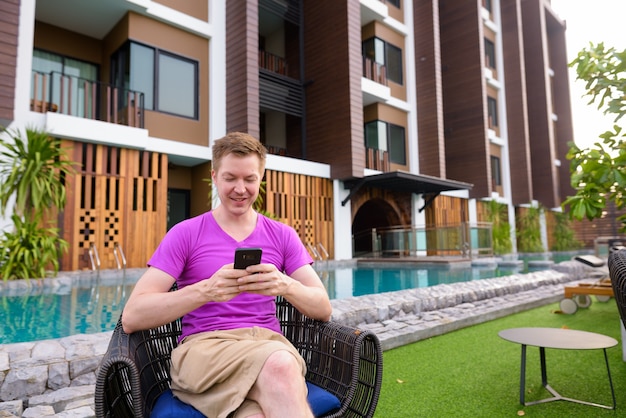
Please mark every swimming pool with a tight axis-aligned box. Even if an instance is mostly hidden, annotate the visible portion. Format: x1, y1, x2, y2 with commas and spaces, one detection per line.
0, 259, 558, 344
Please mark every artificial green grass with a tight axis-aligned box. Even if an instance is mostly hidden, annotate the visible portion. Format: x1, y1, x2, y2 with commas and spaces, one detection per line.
375, 298, 626, 417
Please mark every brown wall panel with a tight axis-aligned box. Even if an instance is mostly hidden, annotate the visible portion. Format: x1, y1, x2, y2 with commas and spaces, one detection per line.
501, 0, 533, 205
303, 0, 364, 179
545, 7, 575, 203
414, 0, 446, 178
0, 0, 19, 125
153, 0, 208, 22
439, 0, 489, 197
521, 0, 558, 207
226, 0, 260, 137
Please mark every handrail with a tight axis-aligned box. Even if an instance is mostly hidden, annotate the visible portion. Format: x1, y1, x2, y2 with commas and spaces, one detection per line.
316, 243, 329, 260
30, 70, 145, 128
307, 243, 321, 261
88, 243, 101, 271
113, 242, 127, 270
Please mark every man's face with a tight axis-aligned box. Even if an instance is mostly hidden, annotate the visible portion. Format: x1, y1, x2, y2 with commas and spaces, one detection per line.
212, 153, 262, 216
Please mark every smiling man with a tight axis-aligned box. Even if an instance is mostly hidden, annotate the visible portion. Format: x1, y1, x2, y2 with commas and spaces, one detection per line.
122, 132, 332, 418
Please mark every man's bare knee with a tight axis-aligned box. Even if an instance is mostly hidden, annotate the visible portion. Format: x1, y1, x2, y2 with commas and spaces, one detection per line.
263, 351, 301, 376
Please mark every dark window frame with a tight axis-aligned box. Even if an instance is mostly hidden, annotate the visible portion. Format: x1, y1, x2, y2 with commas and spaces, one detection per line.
491, 155, 501, 187
484, 39, 496, 69
364, 120, 406, 165
362, 37, 404, 85
111, 41, 199, 120
487, 96, 498, 128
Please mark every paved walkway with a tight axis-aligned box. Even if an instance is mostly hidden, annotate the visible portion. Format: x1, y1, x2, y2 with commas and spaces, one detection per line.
0, 260, 597, 417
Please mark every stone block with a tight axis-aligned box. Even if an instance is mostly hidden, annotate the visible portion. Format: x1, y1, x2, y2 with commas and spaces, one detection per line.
0, 365, 47, 401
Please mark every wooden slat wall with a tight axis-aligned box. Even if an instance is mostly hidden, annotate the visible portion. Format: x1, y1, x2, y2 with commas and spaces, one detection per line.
265, 170, 334, 258
124, 150, 168, 268
425, 195, 468, 256
61, 141, 167, 270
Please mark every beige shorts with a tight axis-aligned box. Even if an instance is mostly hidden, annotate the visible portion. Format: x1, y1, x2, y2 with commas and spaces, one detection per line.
170, 327, 307, 418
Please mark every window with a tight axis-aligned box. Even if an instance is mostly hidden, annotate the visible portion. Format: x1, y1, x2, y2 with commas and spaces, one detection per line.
491, 155, 501, 187
484, 39, 496, 69
111, 42, 198, 119
487, 96, 498, 128
387, 0, 401, 9
362, 37, 403, 85
364, 120, 406, 165
482, 0, 492, 12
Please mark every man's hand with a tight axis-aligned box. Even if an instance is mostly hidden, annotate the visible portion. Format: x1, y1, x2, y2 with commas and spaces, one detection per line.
235, 263, 292, 296
192, 263, 247, 302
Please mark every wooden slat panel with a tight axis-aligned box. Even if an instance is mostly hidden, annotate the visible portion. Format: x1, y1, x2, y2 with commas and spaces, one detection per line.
265, 170, 334, 258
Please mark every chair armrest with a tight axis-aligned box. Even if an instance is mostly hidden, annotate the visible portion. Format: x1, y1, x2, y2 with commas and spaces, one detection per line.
95, 317, 181, 418
311, 321, 383, 418
278, 299, 383, 418
95, 319, 144, 417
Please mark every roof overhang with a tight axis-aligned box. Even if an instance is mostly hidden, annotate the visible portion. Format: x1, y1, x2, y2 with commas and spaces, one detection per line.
341, 171, 473, 209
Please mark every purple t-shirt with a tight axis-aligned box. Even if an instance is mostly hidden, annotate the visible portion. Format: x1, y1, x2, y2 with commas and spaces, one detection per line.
147, 211, 313, 341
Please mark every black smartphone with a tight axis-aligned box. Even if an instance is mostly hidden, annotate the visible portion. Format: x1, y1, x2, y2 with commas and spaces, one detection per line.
234, 248, 262, 269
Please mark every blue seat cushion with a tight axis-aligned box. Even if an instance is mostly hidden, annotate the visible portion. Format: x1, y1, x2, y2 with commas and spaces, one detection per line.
306, 381, 342, 416
151, 389, 204, 417
151, 383, 341, 417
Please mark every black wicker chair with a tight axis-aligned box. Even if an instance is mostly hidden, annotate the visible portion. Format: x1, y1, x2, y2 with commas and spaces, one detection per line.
609, 246, 626, 328
94, 296, 383, 417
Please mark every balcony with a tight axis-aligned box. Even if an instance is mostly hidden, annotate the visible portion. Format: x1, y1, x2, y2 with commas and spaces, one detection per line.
31, 71, 144, 129
362, 57, 390, 106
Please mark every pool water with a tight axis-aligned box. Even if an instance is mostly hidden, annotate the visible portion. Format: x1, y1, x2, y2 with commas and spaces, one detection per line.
0, 280, 133, 344
323, 264, 525, 300
0, 261, 551, 344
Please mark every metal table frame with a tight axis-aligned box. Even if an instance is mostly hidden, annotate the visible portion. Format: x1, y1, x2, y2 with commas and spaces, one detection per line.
500, 327, 617, 410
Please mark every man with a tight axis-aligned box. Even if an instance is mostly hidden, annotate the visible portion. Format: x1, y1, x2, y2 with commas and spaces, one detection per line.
122, 132, 332, 418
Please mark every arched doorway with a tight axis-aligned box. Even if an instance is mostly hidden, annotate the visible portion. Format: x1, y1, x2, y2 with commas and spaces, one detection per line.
352, 198, 401, 256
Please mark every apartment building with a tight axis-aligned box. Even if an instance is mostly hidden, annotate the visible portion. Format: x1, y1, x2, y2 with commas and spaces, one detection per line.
0, 0, 573, 270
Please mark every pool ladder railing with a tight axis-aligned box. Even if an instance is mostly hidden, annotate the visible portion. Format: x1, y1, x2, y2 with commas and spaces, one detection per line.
307, 242, 329, 261
88, 243, 101, 271
316, 243, 329, 260
88, 243, 127, 271
113, 242, 127, 271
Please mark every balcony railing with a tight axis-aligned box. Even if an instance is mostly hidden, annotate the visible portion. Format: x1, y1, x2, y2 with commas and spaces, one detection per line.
31, 71, 144, 128
259, 50, 288, 76
366, 147, 389, 171
363, 57, 387, 85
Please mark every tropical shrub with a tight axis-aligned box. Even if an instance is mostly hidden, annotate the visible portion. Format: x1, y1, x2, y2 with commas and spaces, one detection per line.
0, 127, 75, 279
551, 211, 583, 251
516, 206, 544, 253
563, 43, 626, 231
0, 214, 68, 279
485, 200, 512, 255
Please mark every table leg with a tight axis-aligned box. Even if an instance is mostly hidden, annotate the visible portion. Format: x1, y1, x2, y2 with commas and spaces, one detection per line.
522, 346, 615, 409
603, 348, 616, 409
539, 347, 547, 386
519, 344, 527, 404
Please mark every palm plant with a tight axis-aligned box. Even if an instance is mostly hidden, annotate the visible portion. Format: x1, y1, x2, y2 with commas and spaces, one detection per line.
485, 200, 513, 255
516, 205, 544, 253
0, 127, 75, 279
551, 211, 583, 251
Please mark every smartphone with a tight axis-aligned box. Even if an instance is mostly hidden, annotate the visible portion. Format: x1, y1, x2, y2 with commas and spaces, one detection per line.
234, 247, 262, 269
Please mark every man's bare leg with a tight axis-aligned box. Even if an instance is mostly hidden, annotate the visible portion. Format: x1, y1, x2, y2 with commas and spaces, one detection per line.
247, 350, 313, 418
